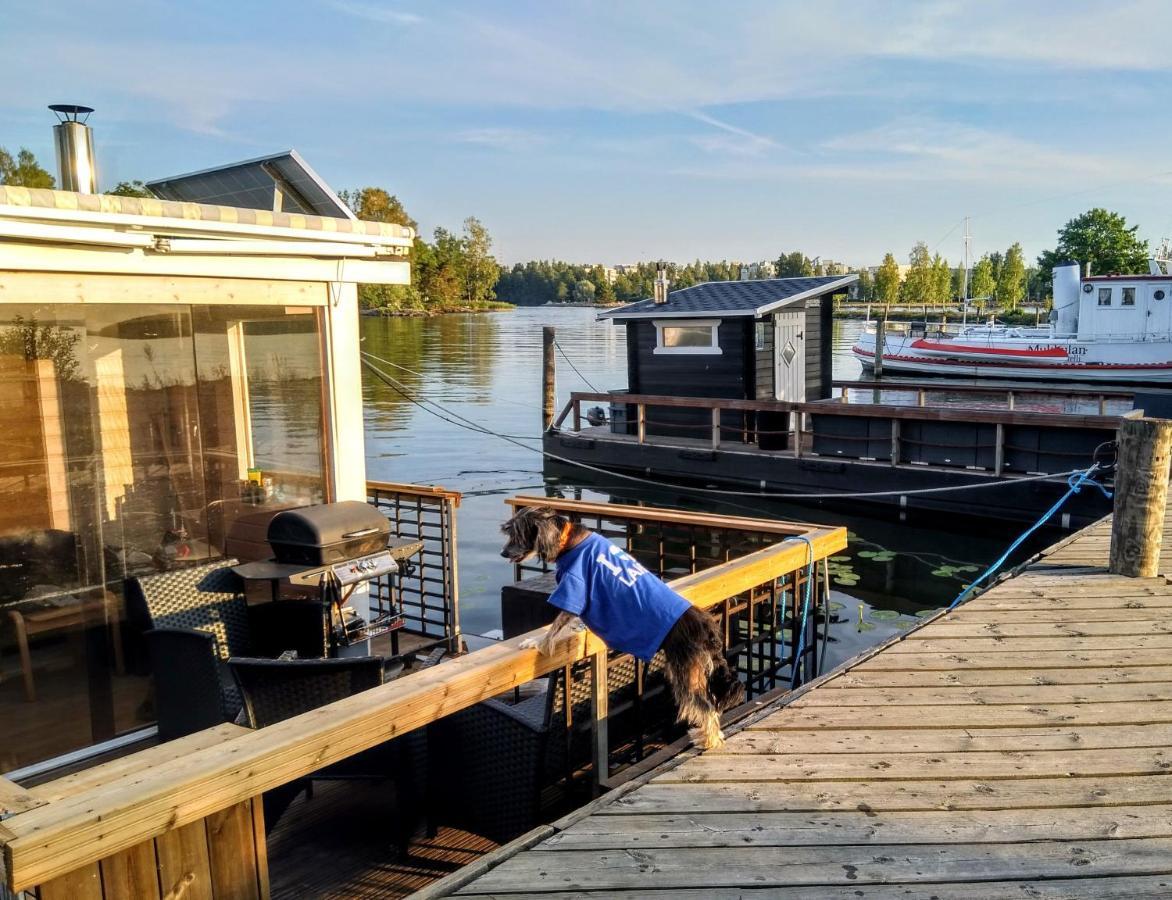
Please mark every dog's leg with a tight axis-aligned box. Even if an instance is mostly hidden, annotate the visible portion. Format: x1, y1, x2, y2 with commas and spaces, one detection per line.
668, 651, 725, 750
519, 612, 585, 656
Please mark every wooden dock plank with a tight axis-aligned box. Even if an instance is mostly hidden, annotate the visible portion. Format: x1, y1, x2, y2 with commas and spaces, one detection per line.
454, 838, 1172, 893
607, 775, 1172, 814
658, 748, 1172, 782
544, 806, 1172, 849
746, 701, 1172, 729
791, 683, 1172, 705
454, 876, 1172, 899
854, 648, 1172, 670
911, 621, 1172, 637
885, 635, 1172, 652
717, 725, 1172, 754
829, 666, 1172, 687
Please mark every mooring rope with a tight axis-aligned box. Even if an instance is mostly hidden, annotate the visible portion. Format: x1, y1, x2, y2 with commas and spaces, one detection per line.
948, 462, 1113, 610
788, 535, 817, 689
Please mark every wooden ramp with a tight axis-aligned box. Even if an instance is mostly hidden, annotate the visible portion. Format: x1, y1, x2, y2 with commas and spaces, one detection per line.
444, 515, 1172, 898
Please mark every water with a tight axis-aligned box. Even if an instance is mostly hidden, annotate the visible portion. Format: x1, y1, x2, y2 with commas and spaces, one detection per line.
361, 308, 1053, 671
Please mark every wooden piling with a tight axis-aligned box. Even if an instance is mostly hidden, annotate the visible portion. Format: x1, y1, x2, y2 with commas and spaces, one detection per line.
542, 326, 556, 431
873, 320, 885, 379
1109, 416, 1172, 577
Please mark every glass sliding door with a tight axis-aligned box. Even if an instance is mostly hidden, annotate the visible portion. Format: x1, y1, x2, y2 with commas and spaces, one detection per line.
0, 293, 327, 772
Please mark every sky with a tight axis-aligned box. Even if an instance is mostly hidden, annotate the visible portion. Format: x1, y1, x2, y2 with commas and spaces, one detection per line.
1, 0, 1171, 268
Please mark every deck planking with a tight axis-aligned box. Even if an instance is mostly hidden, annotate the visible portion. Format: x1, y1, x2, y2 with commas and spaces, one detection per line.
447, 500, 1172, 898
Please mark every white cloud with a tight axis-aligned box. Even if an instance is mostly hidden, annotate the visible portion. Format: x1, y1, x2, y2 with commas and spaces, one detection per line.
326, 1, 422, 26
456, 128, 549, 152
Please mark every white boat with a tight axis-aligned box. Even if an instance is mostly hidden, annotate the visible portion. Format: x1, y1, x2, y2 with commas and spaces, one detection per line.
852, 260, 1172, 382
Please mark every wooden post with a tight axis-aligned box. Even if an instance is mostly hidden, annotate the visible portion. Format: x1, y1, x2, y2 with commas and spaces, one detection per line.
711, 407, 721, 450
1110, 417, 1172, 577
1099, 395, 1107, 415
791, 410, 802, 457
993, 423, 1005, 476
572, 398, 581, 433
873, 321, 885, 379
637, 404, 646, 444
1006, 391, 1015, 411
590, 651, 609, 796
917, 388, 926, 408
542, 326, 556, 431
890, 419, 900, 467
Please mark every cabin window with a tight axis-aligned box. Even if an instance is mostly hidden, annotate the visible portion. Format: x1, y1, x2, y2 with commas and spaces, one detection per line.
1098, 287, 1112, 306
653, 319, 721, 355
1122, 287, 1136, 306
755, 321, 768, 351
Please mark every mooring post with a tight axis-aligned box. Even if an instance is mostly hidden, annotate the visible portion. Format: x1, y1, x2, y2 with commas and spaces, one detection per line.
1109, 416, 1172, 577
874, 320, 885, 379
542, 325, 556, 431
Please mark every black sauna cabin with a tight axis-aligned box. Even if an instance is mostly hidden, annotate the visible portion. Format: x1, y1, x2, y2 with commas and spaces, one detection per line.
598, 275, 856, 445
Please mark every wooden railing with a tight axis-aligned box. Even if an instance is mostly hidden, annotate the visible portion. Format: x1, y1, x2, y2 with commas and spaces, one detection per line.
0, 505, 845, 897
555, 391, 1129, 478
833, 379, 1134, 415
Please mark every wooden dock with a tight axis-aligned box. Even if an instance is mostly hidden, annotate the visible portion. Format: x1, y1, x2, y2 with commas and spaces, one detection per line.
444, 510, 1172, 897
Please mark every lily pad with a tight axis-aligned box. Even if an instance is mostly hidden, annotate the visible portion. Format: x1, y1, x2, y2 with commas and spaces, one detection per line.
856, 621, 876, 632
830, 555, 851, 562
868, 609, 901, 621
856, 550, 878, 559
894, 619, 917, 630
915, 608, 942, 618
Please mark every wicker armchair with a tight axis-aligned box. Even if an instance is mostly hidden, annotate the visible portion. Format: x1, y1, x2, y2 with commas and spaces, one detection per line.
433, 651, 671, 843
229, 655, 427, 845
126, 560, 325, 740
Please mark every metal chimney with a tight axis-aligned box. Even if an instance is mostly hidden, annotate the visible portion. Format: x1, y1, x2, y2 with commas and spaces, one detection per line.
653, 261, 670, 304
49, 104, 97, 193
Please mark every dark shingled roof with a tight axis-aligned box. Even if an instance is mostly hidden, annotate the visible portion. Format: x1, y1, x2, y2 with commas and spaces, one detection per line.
600, 274, 857, 320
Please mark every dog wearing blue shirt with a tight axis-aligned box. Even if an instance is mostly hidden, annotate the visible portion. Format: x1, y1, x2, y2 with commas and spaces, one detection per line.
502, 505, 744, 749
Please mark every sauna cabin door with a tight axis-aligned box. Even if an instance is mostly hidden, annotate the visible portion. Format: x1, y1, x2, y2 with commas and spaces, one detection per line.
774, 311, 806, 402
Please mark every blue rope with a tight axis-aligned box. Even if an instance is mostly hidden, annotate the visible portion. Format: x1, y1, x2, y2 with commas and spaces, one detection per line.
789, 535, 816, 689
948, 462, 1112, 610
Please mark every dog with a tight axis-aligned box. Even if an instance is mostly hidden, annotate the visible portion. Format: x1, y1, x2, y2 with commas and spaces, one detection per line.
501, 505, 744, 749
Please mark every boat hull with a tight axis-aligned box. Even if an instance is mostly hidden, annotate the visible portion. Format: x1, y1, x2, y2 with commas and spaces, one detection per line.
852, 330, 1172, 383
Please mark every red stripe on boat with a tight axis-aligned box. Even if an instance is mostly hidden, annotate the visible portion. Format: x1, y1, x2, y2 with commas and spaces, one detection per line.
908, 339, 1068, 359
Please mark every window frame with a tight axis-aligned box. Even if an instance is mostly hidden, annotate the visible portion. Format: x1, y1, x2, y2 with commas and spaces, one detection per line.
652, 318, 723, 355
1121, 286, 1136, 307
1098, 287, 1112, 307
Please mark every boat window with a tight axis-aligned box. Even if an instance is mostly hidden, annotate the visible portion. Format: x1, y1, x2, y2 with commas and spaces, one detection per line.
1098, 287, 1112, 306
653, 319, 721, 355
1122, 287, 1136, 306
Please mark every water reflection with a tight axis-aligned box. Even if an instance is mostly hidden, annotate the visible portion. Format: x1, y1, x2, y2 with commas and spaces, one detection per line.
361, 308, 1054, 665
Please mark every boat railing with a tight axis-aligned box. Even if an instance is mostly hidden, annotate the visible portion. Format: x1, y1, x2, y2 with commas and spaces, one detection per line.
0, 499, 846, 897
554, 390, 1132, 478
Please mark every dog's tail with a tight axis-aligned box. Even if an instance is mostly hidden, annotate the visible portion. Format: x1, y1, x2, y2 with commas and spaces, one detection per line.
709, 657, 745, 712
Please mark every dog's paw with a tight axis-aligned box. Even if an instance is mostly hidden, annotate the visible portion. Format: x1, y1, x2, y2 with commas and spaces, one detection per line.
518, 637, 541, 651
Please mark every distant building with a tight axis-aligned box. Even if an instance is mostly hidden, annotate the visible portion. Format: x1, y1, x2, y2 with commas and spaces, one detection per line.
865, 263, 911, 280
737, 261, 776, 280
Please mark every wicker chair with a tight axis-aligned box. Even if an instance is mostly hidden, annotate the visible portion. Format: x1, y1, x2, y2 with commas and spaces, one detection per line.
433, 651, 671, 843
229, 655, 426, 845
126, 560, 325, 740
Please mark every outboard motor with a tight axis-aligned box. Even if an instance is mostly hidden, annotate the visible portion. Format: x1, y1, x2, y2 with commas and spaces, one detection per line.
585, 406, 607, 427
1052, 261, 1081, 336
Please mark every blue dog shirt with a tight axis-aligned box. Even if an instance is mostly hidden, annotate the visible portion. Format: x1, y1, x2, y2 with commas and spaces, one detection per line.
547, 532, 690, 661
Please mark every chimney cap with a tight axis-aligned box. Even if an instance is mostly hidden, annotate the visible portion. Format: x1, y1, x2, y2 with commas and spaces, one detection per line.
49, 104, 94, 124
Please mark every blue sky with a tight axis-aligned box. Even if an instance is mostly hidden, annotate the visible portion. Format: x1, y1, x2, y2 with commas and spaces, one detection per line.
2, 0, 1170, 267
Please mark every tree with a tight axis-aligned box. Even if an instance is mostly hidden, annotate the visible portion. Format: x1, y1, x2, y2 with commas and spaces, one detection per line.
1037, 208, 1149, 287
995, 242, 1026, 310
854, 268, 874, 303
931, 253, 952, 306
874, 253, 901, 309
339, 187, 417, 231
461, 216, 498, 306
0, 147, 54, 188
900, 242, 934, 304
573, 280, 596, 303
775, 251, 814, 277
0, 316, 81, 381
107, 180, 152, 198
970, 256, 996, 301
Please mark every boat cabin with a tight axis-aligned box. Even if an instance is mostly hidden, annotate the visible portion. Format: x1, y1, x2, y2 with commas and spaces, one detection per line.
600, 275, 856, 404
1054, 260, 1172, 341
0, 184, 411, 776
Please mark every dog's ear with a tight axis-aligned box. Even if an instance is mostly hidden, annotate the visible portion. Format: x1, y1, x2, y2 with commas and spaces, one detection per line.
533, 507, 567, 562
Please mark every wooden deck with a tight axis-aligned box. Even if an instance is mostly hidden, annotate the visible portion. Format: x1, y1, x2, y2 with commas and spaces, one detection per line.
445, 511, 1172, 897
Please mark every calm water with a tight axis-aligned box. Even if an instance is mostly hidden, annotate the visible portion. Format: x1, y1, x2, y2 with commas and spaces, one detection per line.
361, 308, 1051, 670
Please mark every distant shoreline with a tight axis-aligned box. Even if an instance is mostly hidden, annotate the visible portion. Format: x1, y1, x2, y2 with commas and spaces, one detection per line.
360, 304, 514, 318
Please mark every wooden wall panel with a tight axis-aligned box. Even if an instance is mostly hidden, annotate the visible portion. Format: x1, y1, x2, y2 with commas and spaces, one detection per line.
205, 800, 262, 900
36, 862, 102, 900
155, 821, 214, 900
98, 842, 160, 900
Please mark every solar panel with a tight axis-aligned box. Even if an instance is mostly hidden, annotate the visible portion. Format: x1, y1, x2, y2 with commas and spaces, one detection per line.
146, 149, 355, 219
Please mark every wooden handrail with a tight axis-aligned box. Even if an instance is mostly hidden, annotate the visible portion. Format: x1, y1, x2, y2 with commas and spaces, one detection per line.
367, 479, 463, 507
556, 391, 1125, 430
833, 379, 1134, 400
506, 495, 815, 536
1, 525, 846, 891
